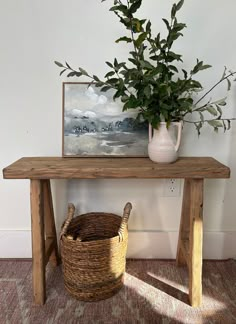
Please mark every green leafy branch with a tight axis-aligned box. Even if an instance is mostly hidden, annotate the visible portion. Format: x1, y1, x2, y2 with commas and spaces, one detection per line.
55, 0, 236, 133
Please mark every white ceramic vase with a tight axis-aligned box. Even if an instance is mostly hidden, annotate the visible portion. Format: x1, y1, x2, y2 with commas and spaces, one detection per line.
148, 122, 182, 163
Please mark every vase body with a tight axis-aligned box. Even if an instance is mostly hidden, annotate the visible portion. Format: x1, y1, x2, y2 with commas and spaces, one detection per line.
148, 122, 182, 163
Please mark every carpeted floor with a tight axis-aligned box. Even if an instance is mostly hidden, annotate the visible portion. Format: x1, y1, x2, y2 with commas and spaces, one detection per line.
0, 259, 236, 323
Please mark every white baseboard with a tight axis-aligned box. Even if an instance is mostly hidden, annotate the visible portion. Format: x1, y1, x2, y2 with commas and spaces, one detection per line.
0, 230, 235, 259
127, 231, 236, 259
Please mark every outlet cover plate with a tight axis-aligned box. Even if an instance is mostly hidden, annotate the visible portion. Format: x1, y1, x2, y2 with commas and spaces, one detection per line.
163, 179, 181, 197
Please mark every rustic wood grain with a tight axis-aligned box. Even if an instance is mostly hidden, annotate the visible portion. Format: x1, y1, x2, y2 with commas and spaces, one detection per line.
42, 180, 60, 267
2, 156, 230, 307
176, 179, 191, 267
189, 179, 204, 307
177, 178, 204, 307
2, 157, 230, 179
30, 179, 46, 305
180, 239, 190, 268
44, 238, 55, 265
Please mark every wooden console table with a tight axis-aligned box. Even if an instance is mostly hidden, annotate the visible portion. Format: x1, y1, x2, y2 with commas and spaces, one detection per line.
2, 157, 230, 307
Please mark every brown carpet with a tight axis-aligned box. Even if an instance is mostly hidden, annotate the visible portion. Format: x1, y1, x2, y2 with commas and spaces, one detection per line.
0, 259, 236, 323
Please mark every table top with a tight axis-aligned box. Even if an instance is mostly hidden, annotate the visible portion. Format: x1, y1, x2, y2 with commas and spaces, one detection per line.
2, 157, 230, 179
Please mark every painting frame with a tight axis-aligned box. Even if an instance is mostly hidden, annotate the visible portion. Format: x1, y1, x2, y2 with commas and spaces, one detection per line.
62, 82, 148, 157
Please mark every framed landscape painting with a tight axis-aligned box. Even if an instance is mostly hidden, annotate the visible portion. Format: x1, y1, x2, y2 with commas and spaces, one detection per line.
62, 82, 148, 157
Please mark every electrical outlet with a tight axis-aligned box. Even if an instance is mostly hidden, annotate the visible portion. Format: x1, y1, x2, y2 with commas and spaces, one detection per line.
163, 178, 181, 197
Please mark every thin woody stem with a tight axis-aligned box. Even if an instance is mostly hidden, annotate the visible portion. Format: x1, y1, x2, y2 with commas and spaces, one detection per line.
59, 64, 116, 90
194, 72, 236, 106
126, 0, 139, 62
183, 117, 236, 124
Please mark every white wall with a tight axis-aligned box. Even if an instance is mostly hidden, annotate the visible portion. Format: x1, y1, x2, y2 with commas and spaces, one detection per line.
0, 0, 236, 258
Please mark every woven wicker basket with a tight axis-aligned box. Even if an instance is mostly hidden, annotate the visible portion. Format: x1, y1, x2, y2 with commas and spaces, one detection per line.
60, 202, 132, 301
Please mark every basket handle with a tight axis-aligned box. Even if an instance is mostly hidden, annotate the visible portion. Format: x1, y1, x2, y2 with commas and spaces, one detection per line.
60, 203, 75, 239
118, 202, 132, 241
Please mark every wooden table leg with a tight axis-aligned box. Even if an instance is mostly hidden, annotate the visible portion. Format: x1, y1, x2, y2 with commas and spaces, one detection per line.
30, 179, 46, 305
42, 180, 60, 266
176, 178, 204, 307
176, 179, 191, 267
189, 178, 203, 307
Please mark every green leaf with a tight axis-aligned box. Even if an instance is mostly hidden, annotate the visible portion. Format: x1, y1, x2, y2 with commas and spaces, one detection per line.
220, 66, 227, 81
54, 61, 64, 67
191, 60, 201, 74
130, 51, 138, 58
60, 69, 67, 76
162, 18, 170, 31
195, 122, 203, 136
206, 106, 218, 116
100, 86, 111, 92
94, 81, 104, 87
75, 72, 83, 77
67, 71, 76, 77
121, 95, 129, 102
167, 31, 184, 47
113, 89, 123, 99
107, 78, 118, 84
105, 61, 113, 68
212, 98, 227, 106
109, 5, 128, 14
65, 62, 71, 69
167, 51, 182, 62
191, 60, 212, 74
117, 62, 126, 70
222, 120, 226, 132
128, 58, 137, 65
190, 80, 202, 89
123, 95, 140, 109
93, 75, 100, 81
171, 4, 177, 19
199, 64, 212, 71
173, 23, 186, 32
208, 120, 223, 127
199, 112, 204, 122
129, 0, 142, 14
176, 0, 184, 11
182, 69, 188, 79
140, 60, 154, 69
150, 114, 161, 129
144, 85, 151, 98
131, 18, 142, 33
105, 71, 115, 78
139, 19, 147, 26
146, 20, 151, 33
115, 36, 132, 43
79, 68, 89, 76
216, 105, 223, 116
150, 55, 159, 61
169, 65, 178, 73
227, 78, 231, 91
134, 32, 147, 47
155, 33, 161, 47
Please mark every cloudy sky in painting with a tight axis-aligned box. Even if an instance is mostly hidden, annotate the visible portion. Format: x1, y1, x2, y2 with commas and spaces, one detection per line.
64, 83, 137, 118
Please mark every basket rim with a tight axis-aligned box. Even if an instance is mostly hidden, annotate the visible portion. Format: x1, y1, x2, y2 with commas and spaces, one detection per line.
71, 211, 122, 217
61, 230, 128, 245
60, 211, 128, 244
